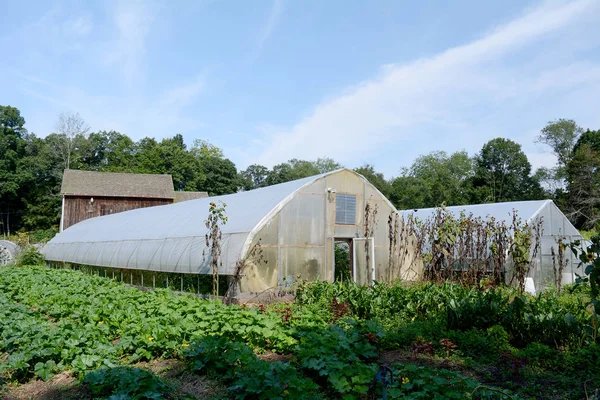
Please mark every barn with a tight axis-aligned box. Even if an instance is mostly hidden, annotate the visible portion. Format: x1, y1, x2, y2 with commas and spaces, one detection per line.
43, 169, 420, 295
399, 200, 584, 293
59, 170, 208, 232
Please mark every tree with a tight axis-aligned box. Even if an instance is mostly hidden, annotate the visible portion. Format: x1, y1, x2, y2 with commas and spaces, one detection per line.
390, 175, 428, 210
0, 106, 28, 235
354, 164, 392, 199
200, 157, 239, 195
240, 164, 269, 191
573, 129, 600, 153
473, 138, 542, 203
536, 119, 583, 181
389, 151, 474, 209
191, 139, 224, 159
80, 131, 135, 171
53, 112, 90, 170
409, 151, 474, 206
566, 130, 600, 229
314, 157, 343, 174
266, 159, 320, 186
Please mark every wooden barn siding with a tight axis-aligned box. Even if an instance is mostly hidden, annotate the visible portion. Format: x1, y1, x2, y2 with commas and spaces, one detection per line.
63, 196, 172, 230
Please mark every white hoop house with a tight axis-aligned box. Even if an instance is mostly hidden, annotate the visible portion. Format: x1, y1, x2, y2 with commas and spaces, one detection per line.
400, 200, 584, 292
43, 169, 419, 293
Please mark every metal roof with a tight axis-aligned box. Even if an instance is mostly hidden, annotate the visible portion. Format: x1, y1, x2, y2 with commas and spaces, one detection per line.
61, 170, 175, 199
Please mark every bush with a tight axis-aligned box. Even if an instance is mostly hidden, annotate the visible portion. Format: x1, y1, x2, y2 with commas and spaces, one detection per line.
445, 326, 509, 360
294, 321, 379, 396
16, 246, 45, 267
387, 363, 512, 399
184, 336, 318, 399
83, 366, 171, 399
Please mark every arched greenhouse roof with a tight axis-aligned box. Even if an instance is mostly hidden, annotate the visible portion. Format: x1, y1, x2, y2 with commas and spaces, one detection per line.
43, 169, 368, 274
398, 199, 580, 237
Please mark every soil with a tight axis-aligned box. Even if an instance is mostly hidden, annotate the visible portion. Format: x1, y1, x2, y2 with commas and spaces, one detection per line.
2, 372, 90, 400
2, 359, 225, 400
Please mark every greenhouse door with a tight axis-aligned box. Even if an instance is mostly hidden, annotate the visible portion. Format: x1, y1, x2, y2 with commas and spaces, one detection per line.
352, 238, 375, 286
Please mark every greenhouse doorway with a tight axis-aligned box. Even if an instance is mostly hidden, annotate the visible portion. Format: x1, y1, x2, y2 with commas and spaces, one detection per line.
334, 239, 352, 282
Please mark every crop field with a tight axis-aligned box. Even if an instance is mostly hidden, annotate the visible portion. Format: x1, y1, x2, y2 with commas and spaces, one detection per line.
1, 266, 599, 399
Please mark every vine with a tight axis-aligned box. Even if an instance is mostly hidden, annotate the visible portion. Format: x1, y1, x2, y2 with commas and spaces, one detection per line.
364, 200, 378, 285
551, 236, 568, 293
509, 211, 543, 293
204, 201, 227, 297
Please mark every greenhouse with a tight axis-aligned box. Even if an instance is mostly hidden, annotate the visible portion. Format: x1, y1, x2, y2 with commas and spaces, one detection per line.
43, 169, 420, 295
399, 200, 584, 292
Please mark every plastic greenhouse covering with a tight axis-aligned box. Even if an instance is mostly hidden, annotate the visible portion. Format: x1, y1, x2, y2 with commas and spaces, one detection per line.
399, 200, 584, 291
43, 174, 325, 275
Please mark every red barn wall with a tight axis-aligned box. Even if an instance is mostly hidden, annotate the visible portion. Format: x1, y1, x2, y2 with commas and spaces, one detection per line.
63, 196, 172, 230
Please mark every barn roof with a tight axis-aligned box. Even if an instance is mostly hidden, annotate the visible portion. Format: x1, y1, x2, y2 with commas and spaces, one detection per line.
174, 191, 209, 202
61, 170, 175, 199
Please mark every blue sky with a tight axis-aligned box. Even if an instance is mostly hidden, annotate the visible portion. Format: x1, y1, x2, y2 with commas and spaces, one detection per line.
1, 0, 599, 178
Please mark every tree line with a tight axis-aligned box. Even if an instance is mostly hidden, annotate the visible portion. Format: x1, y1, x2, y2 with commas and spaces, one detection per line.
1, 105, 598, 235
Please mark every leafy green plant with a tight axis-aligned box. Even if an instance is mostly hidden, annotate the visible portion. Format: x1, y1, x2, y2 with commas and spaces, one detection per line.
387, 363, 512, 399
294, 321, 379, 396
15, 246, 45, 267
83, 366, 171, 399
184, 336, 318, 399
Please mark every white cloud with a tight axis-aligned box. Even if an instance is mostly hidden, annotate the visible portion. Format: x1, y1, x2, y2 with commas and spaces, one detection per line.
252, 0, 600, 176
102, 0, 156, 83
161, 75, 206, 107
249, 0, 284, 63
21, 73, 206, 140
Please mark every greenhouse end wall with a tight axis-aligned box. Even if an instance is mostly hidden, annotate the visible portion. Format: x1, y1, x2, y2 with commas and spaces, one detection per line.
238, 169, 420, 294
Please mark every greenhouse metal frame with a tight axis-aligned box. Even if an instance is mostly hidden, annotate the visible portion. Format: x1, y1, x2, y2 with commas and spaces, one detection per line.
399, 200, 584, 292
43, 169, 419, 294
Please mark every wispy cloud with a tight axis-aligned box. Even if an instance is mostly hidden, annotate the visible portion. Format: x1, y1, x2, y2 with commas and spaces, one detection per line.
21, 72, 206, 140
101, 0, 157, 84
252, 0, 600, 176
249, 0, 284, 63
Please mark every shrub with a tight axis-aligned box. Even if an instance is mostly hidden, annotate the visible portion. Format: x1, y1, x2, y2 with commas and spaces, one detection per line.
387, 363, 512, 399
15, 246, 45, 267
184, 336, 318, 399
83, 366, 171, 399
294, 321, 379, 396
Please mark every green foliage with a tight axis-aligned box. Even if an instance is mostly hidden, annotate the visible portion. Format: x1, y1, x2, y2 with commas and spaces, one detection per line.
536, 118, 583, 181
1, 265, 598, 398
15, 246, 45, 267
294, 321, 380, 396
473, 138, 543, 203
355, 164, 393, 199
334, 242, 351, 282
297, 279, 597, 349
184, 336, 318, 399
388, 363, 512, 399
83, 366, 171, 399
0, 266, 297, 381
391, 151, 474, 209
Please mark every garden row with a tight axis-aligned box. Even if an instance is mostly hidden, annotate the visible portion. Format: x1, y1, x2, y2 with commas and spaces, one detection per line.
0, 266, 522, 399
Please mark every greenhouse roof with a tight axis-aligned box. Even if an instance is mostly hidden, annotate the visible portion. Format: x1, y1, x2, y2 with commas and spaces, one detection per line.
44, 169, 355, 274
51, 172, 329, 244
399, 200, 551, 224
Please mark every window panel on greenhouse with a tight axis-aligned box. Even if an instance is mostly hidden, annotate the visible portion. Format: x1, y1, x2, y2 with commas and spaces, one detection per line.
336, 194, 357, 225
